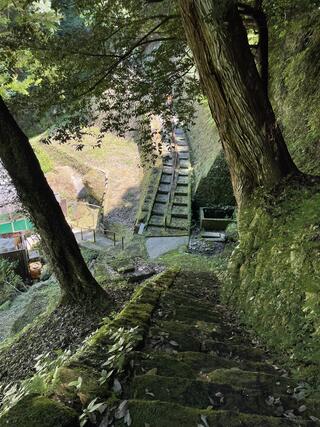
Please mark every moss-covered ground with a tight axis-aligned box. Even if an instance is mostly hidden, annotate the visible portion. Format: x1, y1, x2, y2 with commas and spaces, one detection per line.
1, 245, 320, 425
226, 179, 320, 382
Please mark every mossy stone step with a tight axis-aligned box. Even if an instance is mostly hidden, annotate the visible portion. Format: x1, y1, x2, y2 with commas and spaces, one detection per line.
175, 351, 277, 375
149, 215, 164, 226
160, 174, 172, 184
114, 400, 305, 427
163, 166, 173, 174
148, 319, 224, 347
160, 288, 218, 308
177, 147, 189, 154
0, 394, 79, 427
178, 152, 190, 160
156, 194, 169, 203
202, 339, 265, 362
179, 160, 190, 169
207, 368, 298, 395
170, 282, 219, 302
168, 217, 189, 230
178, 169, 190, 176
147, 320, 264, 361
176, 140, 188, 146
152, 203, 166, 215
130, 374, 292, 417
174, 184, 188, 196
173, 195, 188, 206
177, 175, 189, 185
161, 298, 222, 323
171, 205, 189, 219
158, 183, 170, 193
163, 160, 173, 167
147, 320, 254, 355
132, 351, 277, 379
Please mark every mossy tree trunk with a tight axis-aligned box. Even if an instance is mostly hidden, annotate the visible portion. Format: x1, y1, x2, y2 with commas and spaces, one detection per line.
178, 0, 299, 205
0, 98, 107, 305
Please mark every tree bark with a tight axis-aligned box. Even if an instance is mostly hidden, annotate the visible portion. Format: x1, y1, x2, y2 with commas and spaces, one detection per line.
0, 97, 107, 306
177, 0, 299, 205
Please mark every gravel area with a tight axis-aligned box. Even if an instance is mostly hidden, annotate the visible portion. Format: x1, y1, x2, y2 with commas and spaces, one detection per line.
0, 163, 19, 213
188, 227, 226, 256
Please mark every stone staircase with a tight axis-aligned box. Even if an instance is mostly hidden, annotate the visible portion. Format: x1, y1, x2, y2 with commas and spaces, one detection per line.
116, 271, 320, 426
146, 129, 191, 236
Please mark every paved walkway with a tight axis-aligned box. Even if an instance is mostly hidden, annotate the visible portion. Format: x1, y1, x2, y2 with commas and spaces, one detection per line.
146, 236, 189, 259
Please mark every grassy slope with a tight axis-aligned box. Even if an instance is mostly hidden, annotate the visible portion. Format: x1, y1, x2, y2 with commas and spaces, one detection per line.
31, 128, 143, 227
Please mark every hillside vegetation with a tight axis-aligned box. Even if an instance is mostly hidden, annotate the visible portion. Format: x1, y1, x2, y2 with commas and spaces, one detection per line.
270, 11, 320, 175
31, 128, 143, 228
221, 8, 320, 379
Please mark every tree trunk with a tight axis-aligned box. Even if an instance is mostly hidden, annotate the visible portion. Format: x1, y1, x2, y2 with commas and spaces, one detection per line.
238, 1, 269, 96
0, 98, 107, 306
178, 0, 299, 205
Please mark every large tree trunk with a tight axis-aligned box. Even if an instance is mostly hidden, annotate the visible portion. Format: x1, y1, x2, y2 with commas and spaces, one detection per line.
0, 98, 107, 306
178, 0, 299, 205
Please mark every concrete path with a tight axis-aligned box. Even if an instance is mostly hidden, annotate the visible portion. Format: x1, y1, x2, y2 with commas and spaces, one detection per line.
146, 236, 189, 259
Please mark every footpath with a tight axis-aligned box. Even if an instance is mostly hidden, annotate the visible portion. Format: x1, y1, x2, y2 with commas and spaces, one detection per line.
116, 270, 320, 426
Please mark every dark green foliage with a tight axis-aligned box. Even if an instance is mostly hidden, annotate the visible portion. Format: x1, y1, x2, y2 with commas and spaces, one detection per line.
2, 0, 200, 159
0, 258, 23, 305
265, 0, 320, 23
193, 151, 235, 209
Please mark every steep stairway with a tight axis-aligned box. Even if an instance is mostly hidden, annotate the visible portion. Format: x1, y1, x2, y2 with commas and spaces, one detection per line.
116, 271, 320, 426
146, 129, 191, 236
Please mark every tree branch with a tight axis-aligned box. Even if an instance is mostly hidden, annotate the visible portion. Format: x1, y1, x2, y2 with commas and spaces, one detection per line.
79, 17, 171, 97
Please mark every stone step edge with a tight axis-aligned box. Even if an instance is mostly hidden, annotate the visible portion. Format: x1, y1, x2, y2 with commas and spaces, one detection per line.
121, 399, 303, 426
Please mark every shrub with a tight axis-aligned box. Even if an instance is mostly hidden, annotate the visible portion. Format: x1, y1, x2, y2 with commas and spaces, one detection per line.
0, 258, 24, 305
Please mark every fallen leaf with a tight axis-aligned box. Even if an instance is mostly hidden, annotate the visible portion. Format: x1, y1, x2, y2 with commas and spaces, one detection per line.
265, 396, 274, 406
145, 368, 158, 376
112, 378, 122, 394
124, 409, 132, 426
200, 414, 210, 427
115, 400, 128, 419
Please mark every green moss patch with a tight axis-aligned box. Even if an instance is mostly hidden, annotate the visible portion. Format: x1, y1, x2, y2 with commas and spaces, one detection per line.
0, 395, 79, 427
207, 368, 295, 395
131, 374, 280, 416
226, 182, 320, 377
52, 365, 109, 405
115, 400, 293, 427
